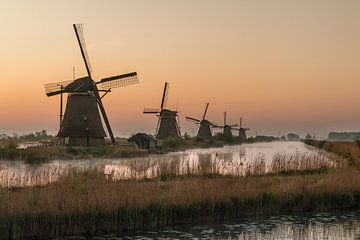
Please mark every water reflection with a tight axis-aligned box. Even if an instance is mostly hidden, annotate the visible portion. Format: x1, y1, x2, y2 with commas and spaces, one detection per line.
0, 142, 333, 188
57, 211, 360, 239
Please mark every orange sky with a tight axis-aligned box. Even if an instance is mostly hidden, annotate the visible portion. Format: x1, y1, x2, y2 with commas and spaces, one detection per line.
0, 0, 360, 138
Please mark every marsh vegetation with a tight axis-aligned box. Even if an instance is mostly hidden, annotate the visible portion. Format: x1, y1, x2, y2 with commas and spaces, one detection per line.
0, 141, 357, 239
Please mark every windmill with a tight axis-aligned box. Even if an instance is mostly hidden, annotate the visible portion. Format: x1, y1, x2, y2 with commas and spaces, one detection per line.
234, 117, 250, 142
215, 111, 237, 138
185, 102, 217, 141
143, 82, 181, 139
44, 24, 139, 146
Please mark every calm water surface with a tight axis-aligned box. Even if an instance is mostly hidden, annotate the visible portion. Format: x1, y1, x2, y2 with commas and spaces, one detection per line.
56, 211, 360, 239
0, 142, 330, 187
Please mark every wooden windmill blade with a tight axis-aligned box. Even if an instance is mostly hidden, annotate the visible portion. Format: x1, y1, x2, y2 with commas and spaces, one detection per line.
73, 24, 92, 78
176, 114, 181, 137
98, 72, 139, 90
202, 102, 209, 120
209, 121, 220, 127
185, 116, 201, 123
143, 108, 160, 114
160, 82, 169, 109
44, 80, 74, 96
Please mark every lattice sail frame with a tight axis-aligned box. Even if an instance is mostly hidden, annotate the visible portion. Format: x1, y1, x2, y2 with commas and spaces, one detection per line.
98, 74, 139, 90
73, 24, 92, 74
44, 80, 73, 95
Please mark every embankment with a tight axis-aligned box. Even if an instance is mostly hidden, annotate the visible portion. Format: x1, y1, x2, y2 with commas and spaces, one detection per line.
304, 139, 360, 168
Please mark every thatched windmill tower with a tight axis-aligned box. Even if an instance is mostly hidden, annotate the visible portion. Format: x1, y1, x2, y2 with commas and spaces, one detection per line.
234, 117, 250, 142
186, 103, 217, 141
44, 24, 139, 146
143, 82, 181, 139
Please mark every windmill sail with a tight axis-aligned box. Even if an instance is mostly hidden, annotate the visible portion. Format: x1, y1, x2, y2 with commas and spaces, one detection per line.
185, 116, 201, 123
143, 108, 160, 114
44, 80, 74, 96
98, 72, 139, 90
160, 82, 169, 109
202, 102, 209, 120
73, 24, 92, 77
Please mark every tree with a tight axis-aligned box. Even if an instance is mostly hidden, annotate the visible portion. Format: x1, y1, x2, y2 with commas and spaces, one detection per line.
4, 140, 19, 160
287, 133, 300, 141
305, 133, 313, 140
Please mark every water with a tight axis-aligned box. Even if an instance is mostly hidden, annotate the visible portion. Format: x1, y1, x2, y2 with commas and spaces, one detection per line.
0, 142, 332, 188
56, 211, 360, 239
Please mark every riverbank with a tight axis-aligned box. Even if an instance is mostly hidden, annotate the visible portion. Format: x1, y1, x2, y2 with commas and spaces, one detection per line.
0, 135, 282, 163
0, 145, 149, 163
0, 138, 235, 163
304, 139, 360, 168
2, 163, 360, 239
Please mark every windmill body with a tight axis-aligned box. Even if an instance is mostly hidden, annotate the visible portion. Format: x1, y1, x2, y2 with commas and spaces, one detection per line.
186, 103, 216, 141
44, 24, 139, 146
223, 125, 233, 137
197, 120, 212, 140
144, 82, 181, 140
213, 111, 237, 139
58, 93, 106, 146
237, 117, 250, 143
157, 109, 180, 139
238, 128, 249, 142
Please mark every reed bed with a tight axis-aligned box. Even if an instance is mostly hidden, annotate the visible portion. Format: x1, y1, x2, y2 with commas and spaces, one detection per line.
1, 167, 360, 239
305, 140, 360, 168
0, 151, 339, 188
0, 147, 348, 239
269, 151, 342, 174
105, 151, 340, 181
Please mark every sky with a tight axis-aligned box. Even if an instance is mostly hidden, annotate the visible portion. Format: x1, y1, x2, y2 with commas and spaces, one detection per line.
0, 0, 360, 138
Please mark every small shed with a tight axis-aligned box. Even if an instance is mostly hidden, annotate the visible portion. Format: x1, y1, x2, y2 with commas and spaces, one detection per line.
128, 133, 157, 150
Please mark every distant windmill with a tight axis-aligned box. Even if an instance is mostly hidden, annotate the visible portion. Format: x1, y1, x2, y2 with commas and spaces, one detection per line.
234, 117, 250, 142
44, 24, 139, 146
186, 102, 217, 141
215, 111, 237, 138
143, 82, 181, 139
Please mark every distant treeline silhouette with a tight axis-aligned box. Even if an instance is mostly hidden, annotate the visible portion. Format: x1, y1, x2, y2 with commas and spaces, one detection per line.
0, 130, 53, 141
328, 132, 360, 141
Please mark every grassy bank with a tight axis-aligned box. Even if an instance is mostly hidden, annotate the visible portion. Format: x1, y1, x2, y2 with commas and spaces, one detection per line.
0, 138, 230, 163
1, 165, 360, 239
304, 139, 360, 168
0, 136, 276, 163
157, 137, 230, 152
0, 145, 148, 163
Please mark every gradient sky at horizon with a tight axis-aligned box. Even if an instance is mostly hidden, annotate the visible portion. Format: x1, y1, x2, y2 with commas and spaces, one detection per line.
0, 0, 360, 138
